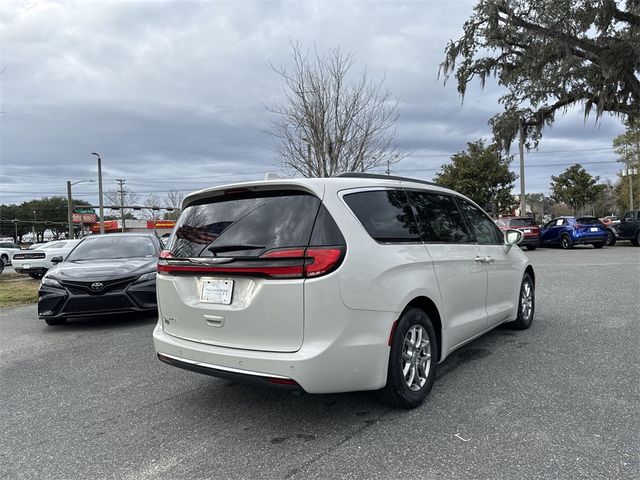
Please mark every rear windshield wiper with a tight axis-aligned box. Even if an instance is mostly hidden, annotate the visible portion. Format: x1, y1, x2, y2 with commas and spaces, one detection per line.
207, 244, 265, 255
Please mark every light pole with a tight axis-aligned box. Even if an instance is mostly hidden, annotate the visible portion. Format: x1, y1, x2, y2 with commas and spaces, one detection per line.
32, 211, 37, 241
67, 179, 95, 238
91, 152, 104, 234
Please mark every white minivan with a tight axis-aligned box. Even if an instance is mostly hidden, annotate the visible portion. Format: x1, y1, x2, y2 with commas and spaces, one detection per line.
154, 174, 534, 408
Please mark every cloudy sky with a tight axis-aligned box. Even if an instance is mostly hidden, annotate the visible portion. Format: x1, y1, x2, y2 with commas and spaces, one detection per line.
0, 0, 626, 209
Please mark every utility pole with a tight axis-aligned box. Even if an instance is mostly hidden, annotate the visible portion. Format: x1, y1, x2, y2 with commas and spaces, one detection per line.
628, 160, 634, 210
66, 181, 74, 239
12, 218, 18, 242
116, 178, 126, 232
633, 136, 640, 210
386, 158, 391, 176
518, 120, 526, 216
622, 161, 637, 210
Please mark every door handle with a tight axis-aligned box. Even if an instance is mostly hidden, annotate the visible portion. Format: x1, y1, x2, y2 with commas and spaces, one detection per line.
475, 256, 494, 263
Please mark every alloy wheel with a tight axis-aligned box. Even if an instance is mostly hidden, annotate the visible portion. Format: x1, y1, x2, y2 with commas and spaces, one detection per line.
402, 325, 431, 391
520, 280, 534, 321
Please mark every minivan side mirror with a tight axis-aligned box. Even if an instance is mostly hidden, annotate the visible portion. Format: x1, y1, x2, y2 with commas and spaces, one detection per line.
504, 229, 523, 247
51, 256, 63, 264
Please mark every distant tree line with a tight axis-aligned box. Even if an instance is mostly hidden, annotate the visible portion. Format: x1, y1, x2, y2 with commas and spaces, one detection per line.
0, 189, 185, 242
0, 197, 91, 242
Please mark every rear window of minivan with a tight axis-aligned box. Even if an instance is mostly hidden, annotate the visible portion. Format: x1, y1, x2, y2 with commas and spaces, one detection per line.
166, 190, 340, 258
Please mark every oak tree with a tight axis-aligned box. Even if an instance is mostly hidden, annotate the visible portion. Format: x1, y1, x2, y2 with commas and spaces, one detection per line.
441, 0, 640, 147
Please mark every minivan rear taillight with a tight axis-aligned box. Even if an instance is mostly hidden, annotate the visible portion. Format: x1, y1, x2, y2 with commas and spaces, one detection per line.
262, 247, 345, 278
157, 246, 345, 279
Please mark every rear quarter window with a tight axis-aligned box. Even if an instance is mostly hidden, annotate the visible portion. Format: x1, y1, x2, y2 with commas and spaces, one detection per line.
343, 189, 420, 243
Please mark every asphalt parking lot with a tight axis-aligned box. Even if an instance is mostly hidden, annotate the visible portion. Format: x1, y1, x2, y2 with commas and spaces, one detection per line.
1, 246, 639, 480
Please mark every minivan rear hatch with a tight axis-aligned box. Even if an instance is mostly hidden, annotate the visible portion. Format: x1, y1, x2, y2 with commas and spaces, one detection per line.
158, 185, 345, 352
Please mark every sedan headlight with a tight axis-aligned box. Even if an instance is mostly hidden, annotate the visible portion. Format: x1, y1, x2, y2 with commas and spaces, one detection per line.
41, 276, 62, 288
135, 272, 157, 283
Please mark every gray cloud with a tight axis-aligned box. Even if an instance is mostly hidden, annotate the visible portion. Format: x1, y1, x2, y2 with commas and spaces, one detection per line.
0, 0, 626, 208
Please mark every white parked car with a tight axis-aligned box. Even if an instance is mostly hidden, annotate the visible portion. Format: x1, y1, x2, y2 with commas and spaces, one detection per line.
12, 239, 81, 278
154, 174, 535, 408
0, 241, 21, 265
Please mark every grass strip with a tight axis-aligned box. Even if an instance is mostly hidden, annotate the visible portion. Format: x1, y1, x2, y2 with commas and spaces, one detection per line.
0, 277, 40, 308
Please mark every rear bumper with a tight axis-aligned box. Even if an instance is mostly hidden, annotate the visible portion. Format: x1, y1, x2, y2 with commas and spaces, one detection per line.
573, 232, 608, 244
520, 237, 540, 247
153, 306, 394, 394
14, 266, 47, 275
157, 352, 302, 390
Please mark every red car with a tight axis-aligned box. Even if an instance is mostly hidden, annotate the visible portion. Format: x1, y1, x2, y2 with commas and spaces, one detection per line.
494, 217, 541, 250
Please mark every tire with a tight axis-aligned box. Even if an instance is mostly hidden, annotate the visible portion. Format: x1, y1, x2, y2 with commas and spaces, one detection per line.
0, 255, 8, 266
0, 261, 4, 274
606, 230, 616, 247
526, 245, 537, 251
636, 231, 640, 247
29, 272, 44, 279
44, 318, 67, 326
560, 234, 573, 250
504, 273, 535, 330
593, 242, 605, 249
379, 308, 438, 409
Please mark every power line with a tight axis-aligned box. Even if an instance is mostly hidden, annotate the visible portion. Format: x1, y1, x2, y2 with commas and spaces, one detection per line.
391, 159, 622, 173
0, 159, 625, 195
0, 147, 619, 181
407, 147, 615, 158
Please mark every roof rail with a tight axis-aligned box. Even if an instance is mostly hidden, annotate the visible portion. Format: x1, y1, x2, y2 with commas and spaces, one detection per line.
335, 172, 440, 187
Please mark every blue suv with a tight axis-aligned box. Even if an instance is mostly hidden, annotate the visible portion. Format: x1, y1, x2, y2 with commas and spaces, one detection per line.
540, 216, 608, 249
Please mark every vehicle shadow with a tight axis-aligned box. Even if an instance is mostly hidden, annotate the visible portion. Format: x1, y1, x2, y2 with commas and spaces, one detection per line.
173, 324, 518, 417
56, 311, 158, 331
145, 325, 529, 479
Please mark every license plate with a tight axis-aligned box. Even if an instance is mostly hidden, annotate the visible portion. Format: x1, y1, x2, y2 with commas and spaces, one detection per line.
590, 227, 599, 232
523, 229, 531, 233
23, 263, 31, 269
201, 279, 233, 305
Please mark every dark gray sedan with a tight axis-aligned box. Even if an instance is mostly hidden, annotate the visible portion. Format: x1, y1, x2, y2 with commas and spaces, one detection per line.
38, 233, 161, 325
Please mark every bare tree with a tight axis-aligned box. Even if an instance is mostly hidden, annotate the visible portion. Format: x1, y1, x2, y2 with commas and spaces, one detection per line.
104, 186, 139, 220
164, 189, 184, 220
142, 193, 162, 221
268, 43, 403, 177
